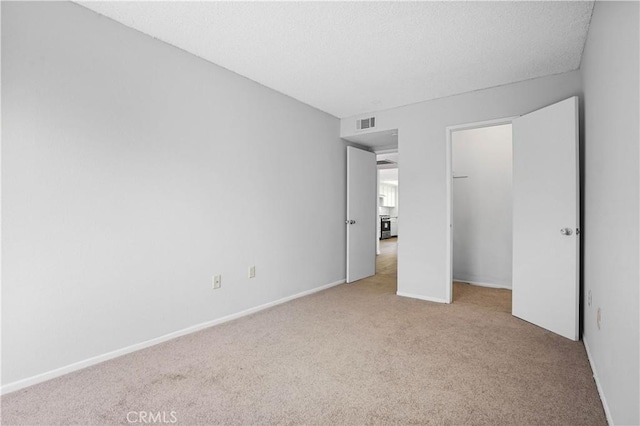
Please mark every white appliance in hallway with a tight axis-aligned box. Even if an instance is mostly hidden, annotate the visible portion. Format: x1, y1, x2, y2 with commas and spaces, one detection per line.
390, 217, 398, 237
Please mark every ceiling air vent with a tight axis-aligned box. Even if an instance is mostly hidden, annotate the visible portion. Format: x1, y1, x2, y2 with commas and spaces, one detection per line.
356, 116, 376, 131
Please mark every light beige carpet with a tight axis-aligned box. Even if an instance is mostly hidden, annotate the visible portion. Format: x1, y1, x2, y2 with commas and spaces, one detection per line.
2, 238, 606, 425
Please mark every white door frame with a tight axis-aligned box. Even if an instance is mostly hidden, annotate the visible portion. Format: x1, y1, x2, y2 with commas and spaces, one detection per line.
445, 116, 518, 303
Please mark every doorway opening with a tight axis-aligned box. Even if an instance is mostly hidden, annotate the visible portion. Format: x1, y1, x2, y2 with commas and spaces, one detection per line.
343, 128, 399, 286
446, 117, 516, 306
347, 99, 579, 339
377, 150, 399, 287
445, 98, 580, 341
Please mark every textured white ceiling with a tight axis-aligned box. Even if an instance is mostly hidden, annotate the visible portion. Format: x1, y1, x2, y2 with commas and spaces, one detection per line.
77, 1, 594, 118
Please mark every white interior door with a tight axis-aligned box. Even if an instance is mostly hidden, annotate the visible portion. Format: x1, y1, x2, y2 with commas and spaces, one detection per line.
347, 146, 376, 283
512, 96, 580, 341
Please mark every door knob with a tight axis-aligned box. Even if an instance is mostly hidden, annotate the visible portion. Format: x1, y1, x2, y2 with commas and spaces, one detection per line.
560, 228, 573, 236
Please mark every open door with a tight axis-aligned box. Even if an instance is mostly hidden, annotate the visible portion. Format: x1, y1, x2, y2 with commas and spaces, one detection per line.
346, 146, 376, 283
512, 97, 580, 341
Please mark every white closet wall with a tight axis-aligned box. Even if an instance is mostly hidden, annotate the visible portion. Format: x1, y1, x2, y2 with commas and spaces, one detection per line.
452, 124, 513, 288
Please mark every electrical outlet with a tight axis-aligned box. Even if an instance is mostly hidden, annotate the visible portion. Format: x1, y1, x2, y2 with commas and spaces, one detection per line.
213, 275, 221, 289
588, 290, 592, 307
249, 266, 256, 279
597, 307, 601, 330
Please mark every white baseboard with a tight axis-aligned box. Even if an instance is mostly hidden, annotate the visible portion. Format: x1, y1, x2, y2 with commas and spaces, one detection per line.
453, 278, 512, 290
396, 291, 448, 304
583, 337, 613, 425
1, 279, 346, 395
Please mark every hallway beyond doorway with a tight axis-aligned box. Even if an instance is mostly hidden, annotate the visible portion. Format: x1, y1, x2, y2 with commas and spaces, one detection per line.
377, 237, 397, 278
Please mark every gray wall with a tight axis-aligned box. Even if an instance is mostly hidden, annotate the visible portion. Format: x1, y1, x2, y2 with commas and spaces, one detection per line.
2, 2, 346, 386
452, 125, 512, 288
581, 2, 639, 424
